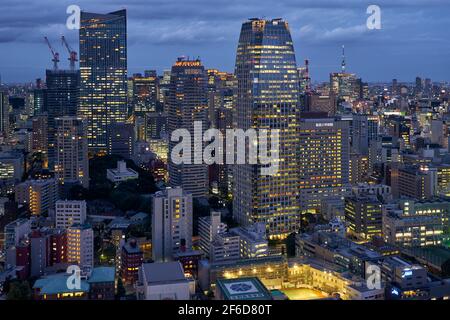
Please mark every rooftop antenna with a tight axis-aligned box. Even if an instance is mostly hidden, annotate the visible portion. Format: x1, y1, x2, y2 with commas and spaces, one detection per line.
341, 45, 346, 73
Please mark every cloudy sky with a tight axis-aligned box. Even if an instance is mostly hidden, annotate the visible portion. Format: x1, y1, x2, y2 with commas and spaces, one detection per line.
0, 0, 449, 83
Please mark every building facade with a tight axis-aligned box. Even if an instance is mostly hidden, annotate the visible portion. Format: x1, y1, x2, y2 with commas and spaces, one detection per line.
79, 9, 128, 153
233, 18, 301, 238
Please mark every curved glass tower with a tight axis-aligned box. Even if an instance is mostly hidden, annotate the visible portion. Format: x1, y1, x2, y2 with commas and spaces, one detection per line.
233, 18, 301, 239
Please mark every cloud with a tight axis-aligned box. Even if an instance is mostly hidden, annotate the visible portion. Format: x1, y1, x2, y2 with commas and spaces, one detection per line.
0, 0, 449, 82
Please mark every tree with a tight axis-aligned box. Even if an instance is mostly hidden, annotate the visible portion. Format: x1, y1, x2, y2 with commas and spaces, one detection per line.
116, 278, 126, 299
284, 232, 297, 257
6, 281, 32, 300
441, 258, 450, 278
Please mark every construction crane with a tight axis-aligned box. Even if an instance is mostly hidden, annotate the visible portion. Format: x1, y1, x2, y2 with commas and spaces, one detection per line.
44, 37, 59, 70
61, 35, 78, 70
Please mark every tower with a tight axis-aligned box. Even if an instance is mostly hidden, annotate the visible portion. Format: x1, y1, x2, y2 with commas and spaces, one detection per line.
233, 18, 301, 238
167, 57, 208, 198
79, 9, 127, 153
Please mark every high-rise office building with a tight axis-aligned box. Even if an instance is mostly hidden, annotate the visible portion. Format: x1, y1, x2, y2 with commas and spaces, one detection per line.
79, 9, 128, 153
330, 72, 358, 102
32, 115, 48, 156
233, 18, 301, 238
145, 111, 167, 140
151, 187, 193, 262
206, 70, 236, 198
298, 116, 350, 214
345, 196, 382, 240
33, 78, 47, 116
167, 58, 208, 198
0, 91, 9, 137
54, 117, 89, 189
131, 73, 159, 115
352, 114, 378, 155
45, 69, 80, 168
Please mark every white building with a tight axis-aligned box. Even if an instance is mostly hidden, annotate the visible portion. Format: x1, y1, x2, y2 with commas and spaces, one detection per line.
210, 232, 240, 263
67, 223, 94, 268
198, 211, 227, 258
210, 223, 268, 262
231, 223, 269, 259
151, 187, 193, 262
55, 200, 87, 229
137, 262, 190, 300
106, 160, 138, 183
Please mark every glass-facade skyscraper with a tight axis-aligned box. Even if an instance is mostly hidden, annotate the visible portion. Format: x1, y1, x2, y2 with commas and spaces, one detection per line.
79, 9, 127, 153
233, 18, 301, 238
45, 69, 80, 169
167, 57, 208, 198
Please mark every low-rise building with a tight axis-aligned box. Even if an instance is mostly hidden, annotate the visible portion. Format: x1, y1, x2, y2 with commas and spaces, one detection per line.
137, 262, 191, 300
215, 277, 272, 300
106, 160, 138, 183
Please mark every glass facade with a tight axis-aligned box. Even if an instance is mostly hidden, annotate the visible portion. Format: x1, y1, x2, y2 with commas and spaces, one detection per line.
45, 69, 80, 168
167, 58, 208, 198
79, 9, 127, 153
233, 19, 301, 238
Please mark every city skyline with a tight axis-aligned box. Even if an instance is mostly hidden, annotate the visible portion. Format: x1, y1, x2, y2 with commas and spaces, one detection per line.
2, 1, 450, 304
0, 0, 449, 83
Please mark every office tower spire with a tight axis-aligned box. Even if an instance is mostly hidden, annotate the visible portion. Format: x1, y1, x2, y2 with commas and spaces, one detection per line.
79, 9, 127, 153
233, 18, 301, 239
341, 45, 346, 72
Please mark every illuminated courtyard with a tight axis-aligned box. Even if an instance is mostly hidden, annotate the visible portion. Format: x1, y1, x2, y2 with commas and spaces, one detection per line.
281, 288, 328, 300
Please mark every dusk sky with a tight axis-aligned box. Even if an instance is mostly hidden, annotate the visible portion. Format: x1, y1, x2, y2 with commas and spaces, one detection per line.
0, 0, 449, 83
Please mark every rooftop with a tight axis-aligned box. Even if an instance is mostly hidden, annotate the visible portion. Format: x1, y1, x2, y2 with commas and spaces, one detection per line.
88, 267, 115, 284
141, 262, 187, 285
33, 273, 89, 295
216, 277, 272, 300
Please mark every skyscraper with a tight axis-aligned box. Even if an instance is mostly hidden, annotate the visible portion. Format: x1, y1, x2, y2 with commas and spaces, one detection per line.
54, 117, 89, 190
233, 18, 301, 239
167, 57, 208, 198
45, 69, 80, 169
79, 9, 127, 153
131, 73, 159, 115
32, 115, 48, 156
298, 116, 350, 214
0, 91, 9, 137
